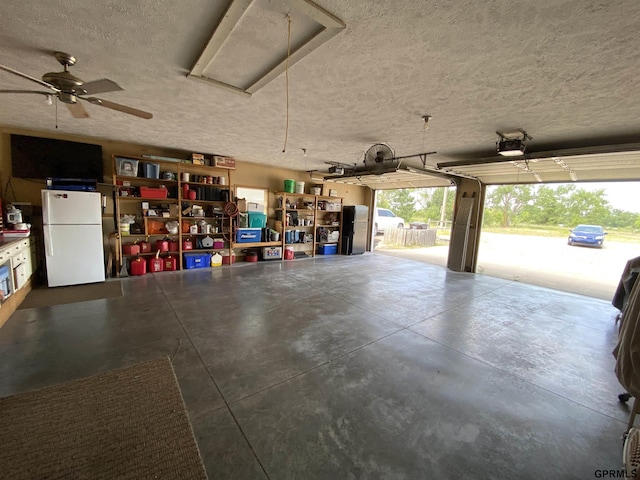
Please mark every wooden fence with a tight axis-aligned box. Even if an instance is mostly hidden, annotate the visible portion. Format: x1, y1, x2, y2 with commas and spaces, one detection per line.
383, 228, 437, 247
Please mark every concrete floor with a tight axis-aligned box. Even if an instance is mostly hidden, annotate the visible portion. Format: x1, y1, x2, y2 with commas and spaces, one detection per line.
0, 253, 631, 479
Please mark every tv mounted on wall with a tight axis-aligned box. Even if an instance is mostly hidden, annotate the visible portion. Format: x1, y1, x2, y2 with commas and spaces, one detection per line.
10, 134, 104, 183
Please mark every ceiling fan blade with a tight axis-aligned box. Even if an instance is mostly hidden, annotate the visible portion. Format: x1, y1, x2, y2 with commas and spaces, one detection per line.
0, 64, 60, 92
65, 101, 90, 118
84, 97, 153, 119
78, 78, 123, 95
0, 89, 51, 96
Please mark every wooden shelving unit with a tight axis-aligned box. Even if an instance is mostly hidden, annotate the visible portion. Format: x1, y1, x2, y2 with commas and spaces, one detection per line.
112, 154, 233, 274
275, 192, 343, 257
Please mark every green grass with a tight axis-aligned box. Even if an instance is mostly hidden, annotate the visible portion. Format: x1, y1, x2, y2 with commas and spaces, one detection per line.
482, 224, 640, 243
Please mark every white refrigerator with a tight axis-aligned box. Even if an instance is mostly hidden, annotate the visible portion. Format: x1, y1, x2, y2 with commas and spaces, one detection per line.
42, 190, 105, 287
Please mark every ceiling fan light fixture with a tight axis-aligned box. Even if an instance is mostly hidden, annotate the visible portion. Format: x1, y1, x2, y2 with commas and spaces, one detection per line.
45, 94, 53, 105
58, 92, 77, 104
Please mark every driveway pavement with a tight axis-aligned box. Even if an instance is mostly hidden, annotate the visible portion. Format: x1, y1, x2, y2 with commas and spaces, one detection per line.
375, 232, 640, 301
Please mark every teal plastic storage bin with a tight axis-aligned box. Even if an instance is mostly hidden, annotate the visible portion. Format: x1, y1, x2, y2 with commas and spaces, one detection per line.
248, 212, 267, 228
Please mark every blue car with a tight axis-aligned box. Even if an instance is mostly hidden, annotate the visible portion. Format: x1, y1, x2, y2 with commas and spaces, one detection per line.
567, 224, 607, 248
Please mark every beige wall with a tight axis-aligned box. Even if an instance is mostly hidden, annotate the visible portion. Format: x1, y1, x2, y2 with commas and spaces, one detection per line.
0, 127, 370, 212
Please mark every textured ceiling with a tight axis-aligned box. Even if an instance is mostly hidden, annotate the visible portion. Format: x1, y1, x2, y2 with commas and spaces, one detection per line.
2, 0, 640, 187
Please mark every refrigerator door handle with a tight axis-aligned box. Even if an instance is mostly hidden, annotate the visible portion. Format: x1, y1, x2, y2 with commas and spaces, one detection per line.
45, 225, 54, 256
43, 191, 51, 225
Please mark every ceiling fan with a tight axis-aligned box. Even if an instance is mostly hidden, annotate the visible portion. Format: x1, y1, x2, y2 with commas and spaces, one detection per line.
0, 51, 152, 119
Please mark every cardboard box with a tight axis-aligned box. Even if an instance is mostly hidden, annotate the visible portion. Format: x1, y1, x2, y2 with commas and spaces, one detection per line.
214, 156, 236, 169
191, 153, 205, 165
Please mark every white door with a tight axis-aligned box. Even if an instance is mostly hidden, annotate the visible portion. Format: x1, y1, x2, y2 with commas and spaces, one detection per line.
42, 190, 101, 225
44, 224, 105, 287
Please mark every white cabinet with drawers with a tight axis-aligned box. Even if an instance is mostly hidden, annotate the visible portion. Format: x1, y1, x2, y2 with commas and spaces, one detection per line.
0, 237, 33, 299
0, 236, 35, 328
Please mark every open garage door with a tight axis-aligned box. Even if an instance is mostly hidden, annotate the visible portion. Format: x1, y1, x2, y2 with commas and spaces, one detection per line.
476, 181, 640, 300
371, 186, 455, 266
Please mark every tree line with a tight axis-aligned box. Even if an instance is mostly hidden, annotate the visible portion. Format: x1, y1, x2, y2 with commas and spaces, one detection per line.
377, 185, 639, 230
377, 188, 455, 226
485, 184, 639, 229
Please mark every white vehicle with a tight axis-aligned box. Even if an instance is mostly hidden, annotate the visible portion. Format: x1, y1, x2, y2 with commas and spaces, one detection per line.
373, 208, 405, 235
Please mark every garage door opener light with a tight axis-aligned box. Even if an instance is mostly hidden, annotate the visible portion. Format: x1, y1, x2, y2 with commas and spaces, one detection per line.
496, 129, 531, 156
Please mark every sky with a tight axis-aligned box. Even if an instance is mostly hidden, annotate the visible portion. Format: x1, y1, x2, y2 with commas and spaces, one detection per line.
573, 181, 640, 213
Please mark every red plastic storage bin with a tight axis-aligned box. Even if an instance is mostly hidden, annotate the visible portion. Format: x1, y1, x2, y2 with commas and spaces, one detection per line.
139, 186, 168, 199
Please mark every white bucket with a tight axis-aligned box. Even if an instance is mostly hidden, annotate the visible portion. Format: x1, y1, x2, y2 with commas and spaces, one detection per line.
295, 181, 305, 194
311, 186, 322, 195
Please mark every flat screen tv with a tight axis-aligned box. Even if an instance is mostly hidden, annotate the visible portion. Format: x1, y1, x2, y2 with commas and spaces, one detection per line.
11, 134, 104, 183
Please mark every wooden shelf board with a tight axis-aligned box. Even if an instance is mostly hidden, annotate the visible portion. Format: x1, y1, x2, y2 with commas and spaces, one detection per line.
231, 241, 281, 248
185, 248, 229, 253
116, 176, 178, 184
121, 251, 180, 256
117, 196, 178, 202
182, 181, 230, 188
179, 198, 226, 205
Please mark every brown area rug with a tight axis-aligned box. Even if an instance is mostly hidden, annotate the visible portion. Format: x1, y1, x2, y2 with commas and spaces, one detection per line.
0, 357, 207, 480
18, 280, 123, 309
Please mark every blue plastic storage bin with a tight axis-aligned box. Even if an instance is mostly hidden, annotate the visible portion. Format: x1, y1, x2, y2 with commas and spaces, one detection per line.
183, 252, 210, 269
236, 228, 262, 243
142, 162, 160, 179
317, 243, 337, 255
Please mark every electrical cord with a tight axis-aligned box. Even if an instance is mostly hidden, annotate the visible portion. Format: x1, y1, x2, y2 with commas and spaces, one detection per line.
224, 201, 239, 217
221, 201, 240, 244
282, 14, 292, 153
